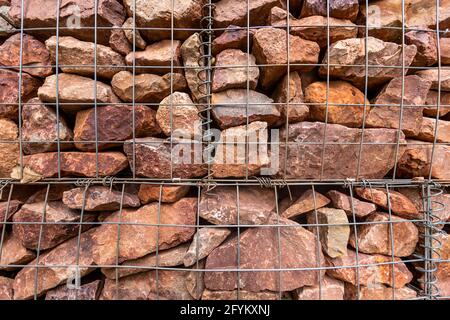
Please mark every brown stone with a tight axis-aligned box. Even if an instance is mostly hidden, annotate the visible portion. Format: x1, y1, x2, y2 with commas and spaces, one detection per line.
181, 33, 204, 102
21, 98, 73, 155
111, 71, 187, 103
0, 200, 22, 231
138, 185, 190, 204
204, 214, 324, 292
122, 17, 147, 50
253, 28, 320, 89
301, 0, 359, 22
344, 284, 417, 300
416, 69, 450, 92
212, 25, 254, 56
327, 190, 377, 218
0, 6, 14, 38
184, 228, 231, 267
45, 280, 102, 300
199, 186, 275, 225
0, 118, 19, 178
202, 289, 279, 300
0, 33, 51, 77
25, 185, 73, 204
424, 90, 450, 117
109, 27, 132, 56
440, 37, 450, 65
74, 105, 161, 151
185, 260, 205, 300
45, 36, 126, 79
294, 276, 345, 300
305, 81, 369, 127
0, 277, 13, 300
416, 117, 450, 143
433, 233, 450, 297
0, 232, 35, 270
282, 189, 330, 219
405, 30, 438, 67
405, 0, 450, 30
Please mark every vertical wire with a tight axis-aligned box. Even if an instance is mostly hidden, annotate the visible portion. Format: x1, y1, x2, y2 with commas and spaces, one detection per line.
55, 0, 62, 178
244, 0, 249, 180
131, 0, 137, 179
94, 0, 99, 178
348, 185, 361, 300
274, 186, 283, 300
282, 0, 291, 179
113, 184, 126, 300
169, 0, 174, 180
384, 184, 397, 300
0, 185, 14, 265
235, 183, 241, 300
310, 186, 323, 300
17, 0, 25, 181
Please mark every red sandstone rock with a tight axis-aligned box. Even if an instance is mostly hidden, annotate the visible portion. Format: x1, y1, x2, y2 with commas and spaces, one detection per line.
301, 0, 359, 22
109, 27, 132, 56
212, 25, 254, 56
344, 284, 417, 300
0, 118, 19, 178
424, 90, 450, 118
416, 69, 450, 92
282, 189, 330, 219
138, 185, 190, 204
327, 190, 377, 218
0, 277, 13, 300
45, 280, 102, 300
184, 228, 231, 267
0, 200, 22, 232
294, 276, 345, 300
405, 30, 438, 67
416, 117, 450, 143
0, 232, 35, 270
202, 289, 279, 300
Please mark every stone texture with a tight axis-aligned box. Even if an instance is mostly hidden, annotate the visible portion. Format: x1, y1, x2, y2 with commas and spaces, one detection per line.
416, 118, 450, 143
279, 122, 406, 179
0, 200, 21, 231
319, 37, 417, 90
109, 27, 132, 56
424, 91, 450, 117
204, 214, 324, 292
21, 98, 73, 155
282, 189, 330, 219
0, 277, 13, 300
0, 118, 19, 178
22, 152, 129, 178
211, 89, 280, 129
199, 186, 275, 225
416, 69, 450, 92
124, 138, 207, 179
294, 276, 345, 300
305, 81, 369, 127
253, 28, 320, 89
74, 105, 160, 151
0, 33, 51, 77
125, 40, 182, 75
440, 37, 450, 65
327, 190, 377, 218
111, 71, 187, 103
344, 284, 417, 300
25, 185, 73, 204
301, 0, 359, 22
185, 261, 206, 299
62, 186, 140, 211
180, 33, 204, 102
184, 228, 231, 267
201, 289, 279, 300
45, 36, 126, 79
122, 17, 146, 50
0, 232, 35, 271
138, 185, 190, 204
12, 201, 96, 250
405, 0, 450, 30
45, 280, 102, 300
405, 30, 438, 67
212, 25, 254, 56
0, 6, 14, 38
433, 233, 450, 297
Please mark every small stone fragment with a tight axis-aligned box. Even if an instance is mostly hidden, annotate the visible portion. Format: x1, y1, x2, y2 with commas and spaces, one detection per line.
0, 118, 19, 178
45, 280, 102, 300
295, 276, 345, 300
327, 190, 376, 218
0, 232, 35, 270
109, 27, 132, 56
138, 185, 190, 204
212, 25, 254, 56
416, 117, 450, 143
181, 33, 204, 102
344, 284, 417, 300
282, 189, 330, 219
405, 30, 438, 67
122, 17, 147, 49
0, 277, 13, 300
184, 228, 231, 267
424, 90, 450, 117
416, 69, 450, 92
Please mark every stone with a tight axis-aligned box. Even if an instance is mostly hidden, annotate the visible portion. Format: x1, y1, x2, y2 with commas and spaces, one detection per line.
202, 289, 279, 300
111, 71, 187, 103
294, 276, 345, 300
432, 233, 450, 297
405, 0, 450, 30
125, 40, 182, 75
319, 37, 417, 90
0, 277, 13, 300
184, 228, 231, 267
279, 122, 406, 179
327, 190, 377, 218
366, 75, 432, 137
405, 30, 438, 67
344, 284, 417, 300
0, 118, 19, 178
123, 0, 203, 42
212, 121, 270, 178
349, 212, 419, 257
25, 185, 73, 204
204, 214, 324, 292
109, 27, 132, 56
185, 261, 205, 300
282, 189, 330, 219
355, 188, 419, 220
0, 6, 14, 38
181, 33, 204, 102
212, 25, 254, 56
12, 201, 96, 250
211, 89, 280, 129
62, 186, 140, 211
38, 73, 120, 113
253, 28, 320, 89
138, 185, 190, 204
416, 117, 450, 143
326, 250, 413, 287
123, 138, 207, 179
440, 38, 450, 65
45, 280, 102, 300
305, 81, 369, 127
9, 0, 126, 45
199, 186, 275, 225
416, 69, 450, 92
74, 105, 161, 151
122, 17, 146, 50
0, 200, 22, 231
157, 92, 202, 139
0, 33, 51, 77
424, 91, 450, 118
0, 232, 35, 270
0, 68, 41, 120
21, 98, 73, 155
21, 152, 129, 178
212, 49, 259, 93
45, 36, 126, 79
301, 0, 359, 22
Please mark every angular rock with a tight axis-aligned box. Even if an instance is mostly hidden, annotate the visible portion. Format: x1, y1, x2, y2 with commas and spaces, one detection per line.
282, 189, 330, 219
305, 81, 369, 127
111, 71, 187, 103
440, 37, 450, 65
202, 289, 279, 300
181, 33, 204, 102
211, 89, 280, 129
416, 69, 450, 92
0, 277, 13, 300
212, 25, 254, 56
45, 36, 126, 79
185, 261, 205, 300
0, 6, 15, 38
405, 30, 438, 67
138, 185, 190, 204
301, 0, 359, 22
424, 90, 450, 117
327, 190, 377, 218
295, 276, 345, 300
109, 27, 132, 56
184, 228, 231, 267
416, 117, 450, 143
0, 118, 19, 178
344, 284, 417, 300
122, 17, 146, 50
0, 200, 22, 231
405, 0, 450, 30
253, 28, 320, 89
62, 186, 140, 211
433, 233, 450, 297
45, 280, 102, 300
0, 233, 35, 270
199, 186, 275, 225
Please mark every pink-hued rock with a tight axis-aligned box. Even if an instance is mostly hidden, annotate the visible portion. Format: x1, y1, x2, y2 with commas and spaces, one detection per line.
424, 90, 450, 118
121, 17, 147, 50
109, 27, 132, 56
416, 117, 450, 143
344, 284, 417, 300
405, 30, 438, 67
440, 37, 450, 65
433, 233, 450, 297
184, 228, 231, 267
327, 190, 377, 218
212, 25, 254, 56
180, 33, 204, 102
0, 118, 19, 178
416, 69, 450, 92
0, 232, 35, 270
202, 289, 279, 300
45, 280, 102, 300
282, 189, 330, 219
295, 276, 345, 300
0, 277, 13, 300
0, 200, 22, 232
301, 0, 359, 22
138, 185, 190, 204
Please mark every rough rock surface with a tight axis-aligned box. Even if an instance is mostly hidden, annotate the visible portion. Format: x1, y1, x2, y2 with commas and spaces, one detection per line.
0, 233, 35, 270
109, 27, 132, 56
416, 69, 450, 92
295, 276, 345, 300
0, 277, 13, 300
180, 33, 204, 102
416, 118, 450, 143
138, 185, 190, 204
345, 284, 417, 300
212, 25, 254, 56
122, 17, 147, 50
301, 0, 359, 21
425, 90, 450, 117
0, 200, 22, 231
327, 190, 376, 218
184, 228, 231, 267
0, 118, 19, 178
201, 289, 279, 300
440, 37, 450, 65
433, 233, 450, 297
45, 280, 102, 300
405, 30, 438, 67
281, 189, 330, 219
0, 7, 14, 38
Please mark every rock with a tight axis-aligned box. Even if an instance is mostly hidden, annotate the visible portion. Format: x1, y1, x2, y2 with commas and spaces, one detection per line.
319, 37, 417, 90
0, 33, 51, 77
45, 280, 102, 300
294, 276, 345, 300
0, 277, 13, 300
109, 27, 132, 56
305, 81, 369, 127
180, 33, 204, 102
253, 28, 320, 89
62, 186, 140, 211
74, 105, 161, 151
424, 91, 450, 117
123, 0, 203, 42
123, 138, 207, 179
122, 17, 146, 49
405, 0, 450, 30
326, 250, 413, 287
300, 0, 359, 22
38, 73, 120, 113
349, 212, 419, 257
366, 75, 431, 137
212, 25, 254, 56
204, 214, 324, 292
185, 261, 206, 299
0, 118, 19, 178
0, 7, 14, 38
440, 38, 450, 65
12, 201, 96, 250
344, 284, 417, 300
111, 71, 187, 103
211, 89, 280, 129
405, 30, 438, 67
202, 289, 279, 300
125, 40, 182, 75
25, 185, 72, 204
22, 152, 129, 178
157, 92, 202, 139
0, 200, 21, 231
212, 121, 270, 178
138, 185, 190, 204
279, 122, 406, 179
0, 68, 41, 120
355, 188, 419, 220
199, 186, 275, 225
282, 189, 330, 219
9, 0, 126, 45
184, 228, 231, 267
416, 117, 450, 143
327, 190, 376, 218
21, 98, 73, 155
0, 232, 35, 270
45, 36, 126, 79
433, 233, 450, 297
416, 69, 450, 92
